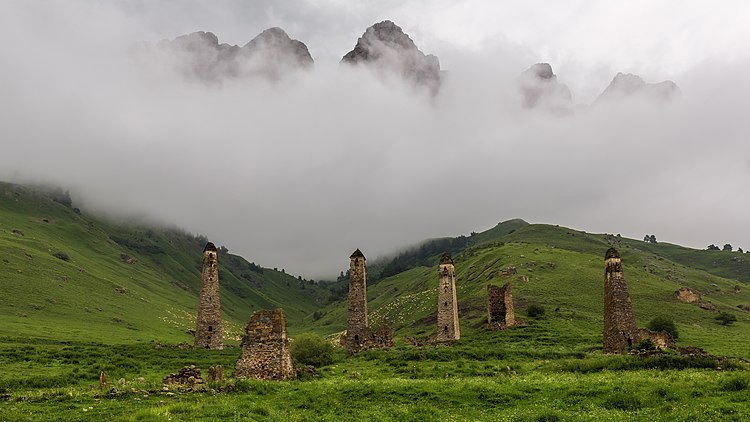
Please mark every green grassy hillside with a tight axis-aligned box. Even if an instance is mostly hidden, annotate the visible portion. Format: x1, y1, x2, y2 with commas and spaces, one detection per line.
0, 182, 328, 344
304, 223, 750, 359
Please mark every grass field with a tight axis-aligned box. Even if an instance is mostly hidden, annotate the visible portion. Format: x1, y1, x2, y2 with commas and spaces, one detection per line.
2, 181, 750, 420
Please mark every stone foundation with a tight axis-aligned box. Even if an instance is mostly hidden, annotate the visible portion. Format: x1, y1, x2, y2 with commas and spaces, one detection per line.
234, 308, 295, 380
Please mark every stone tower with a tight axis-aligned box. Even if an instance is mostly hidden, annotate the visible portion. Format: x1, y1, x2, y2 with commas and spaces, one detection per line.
194, 242, 223, 349
435, 252, 460, 341
234, 308, 295, 380
487, 282, 515, 329
346, 249, 369, 353
603, 248, 639, 354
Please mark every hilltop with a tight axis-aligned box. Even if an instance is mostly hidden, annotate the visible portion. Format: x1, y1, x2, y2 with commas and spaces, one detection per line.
0, 182, 330, 344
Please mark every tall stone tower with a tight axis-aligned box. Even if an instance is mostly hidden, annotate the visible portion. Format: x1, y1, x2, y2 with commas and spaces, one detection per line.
234, 308, 295, 380
603, 248, 638, 354
435, 252, 460, 341
194, 242, 223, 349
346, 249, 369, 352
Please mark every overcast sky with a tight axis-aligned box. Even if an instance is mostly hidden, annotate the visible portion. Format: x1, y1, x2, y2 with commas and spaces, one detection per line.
1, 1, 749, 277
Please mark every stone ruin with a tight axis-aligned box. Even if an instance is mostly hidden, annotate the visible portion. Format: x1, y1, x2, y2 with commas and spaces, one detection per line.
637, 328, 675, 350
434, 253, 460, 342
194, 242, 223, 349
343, 249, 393, 353
603, 248, 639, 354
487, 282, 515, 330
234, 308, 295, 380
163, 365, 203, 387
675, 287, 701, 303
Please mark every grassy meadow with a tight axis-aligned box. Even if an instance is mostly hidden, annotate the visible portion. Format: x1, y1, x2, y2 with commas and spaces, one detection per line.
2, 182, 750, 420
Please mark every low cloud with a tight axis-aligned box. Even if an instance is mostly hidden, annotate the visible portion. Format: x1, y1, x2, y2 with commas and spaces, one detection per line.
1, 2, 749, 277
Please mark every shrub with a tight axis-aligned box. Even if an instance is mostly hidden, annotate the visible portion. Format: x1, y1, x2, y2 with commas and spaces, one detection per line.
631, 338, 657, 351
721, 376, 749, 392
526, 304, 545, 318
52, 251, 70, 261
647, 316, 679, 339
715, 312, 737, 326
291, 333, 334, 367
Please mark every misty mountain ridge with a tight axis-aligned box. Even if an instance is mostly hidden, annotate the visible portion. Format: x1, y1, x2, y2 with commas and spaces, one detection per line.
519, 63, 573, 113
596, 72, 681, 102
144, 21, 681, 107
341, 20, 442, 94
149, 27, 313, 82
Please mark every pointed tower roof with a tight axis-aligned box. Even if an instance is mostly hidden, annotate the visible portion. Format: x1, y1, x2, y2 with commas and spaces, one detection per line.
350, 249, 365, 259
439, 252, 453, 265
605, 248, 620, 260
204, 242, 217, 252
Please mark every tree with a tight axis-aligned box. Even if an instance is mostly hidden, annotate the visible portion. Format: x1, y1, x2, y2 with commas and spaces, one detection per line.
723, 244, 733, 252
647, 316, 679, 339
715, 312, 737, 326
644, 235, 651, 242
649, 235, 657, 244
291, 333, 334, 367
707, 244, 720, 251
526, 304, 545, 318
739, 248, 744, 253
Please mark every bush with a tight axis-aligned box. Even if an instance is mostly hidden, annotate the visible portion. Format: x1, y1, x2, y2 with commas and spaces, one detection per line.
52, 251, 70, 261
291, 333, 334, 367
526, 304, 545, 318
647, 316, 679, 339
721, 376, 749, 392
715, 312, 738, 326
631, 339, 656, 351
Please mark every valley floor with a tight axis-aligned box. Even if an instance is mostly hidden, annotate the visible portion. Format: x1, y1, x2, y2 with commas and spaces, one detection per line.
2, 334, 749, 421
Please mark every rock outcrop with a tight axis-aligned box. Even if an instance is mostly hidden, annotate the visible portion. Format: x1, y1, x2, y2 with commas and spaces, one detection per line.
519, 63, 572, 112
341, 20, 441, 93
153, 28, 313, 82
596, 72, 680, 103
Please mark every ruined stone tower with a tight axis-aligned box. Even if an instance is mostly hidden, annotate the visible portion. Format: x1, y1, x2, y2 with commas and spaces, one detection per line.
435, 252, 460, 341
346, 249, 369, 353
487, 282, 515, 330
603, 248, 639, 354
194, 242, 223, 349
234, 308, 295, 380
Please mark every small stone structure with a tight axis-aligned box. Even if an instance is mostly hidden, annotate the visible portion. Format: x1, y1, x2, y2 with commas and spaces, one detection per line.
163, 365, 203, 386
487, 282, 515, 330
234, 308, 295, 380
603, 248, 639, 354
434, 253, 460, 342
194, 242, 223, 349
343, 249, 393, 353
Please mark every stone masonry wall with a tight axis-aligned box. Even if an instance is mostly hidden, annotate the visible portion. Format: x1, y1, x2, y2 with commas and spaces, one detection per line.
487, 282, 515, 329
603, 248, 639, 354
435, 253, 460, 341
194, 242, 223, 349
234, 308, 295, 380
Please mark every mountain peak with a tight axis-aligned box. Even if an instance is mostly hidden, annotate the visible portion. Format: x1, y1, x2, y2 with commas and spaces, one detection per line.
597, 72, 680, 102
341, 20, 441, 93
519, 63, 572, 112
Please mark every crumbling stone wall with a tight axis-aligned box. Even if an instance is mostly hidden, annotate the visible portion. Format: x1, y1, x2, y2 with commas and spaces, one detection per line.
435, 253, 460, 342
234, 308, 295, 380
194, 242, 223, 349
487, 282, 515, 330
603, 248, 639, 354
344, 249, 393, 353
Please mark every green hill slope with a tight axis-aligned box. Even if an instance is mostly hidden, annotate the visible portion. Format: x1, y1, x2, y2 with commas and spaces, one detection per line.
0, 182, 328, 344
303, 223, 750, 358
